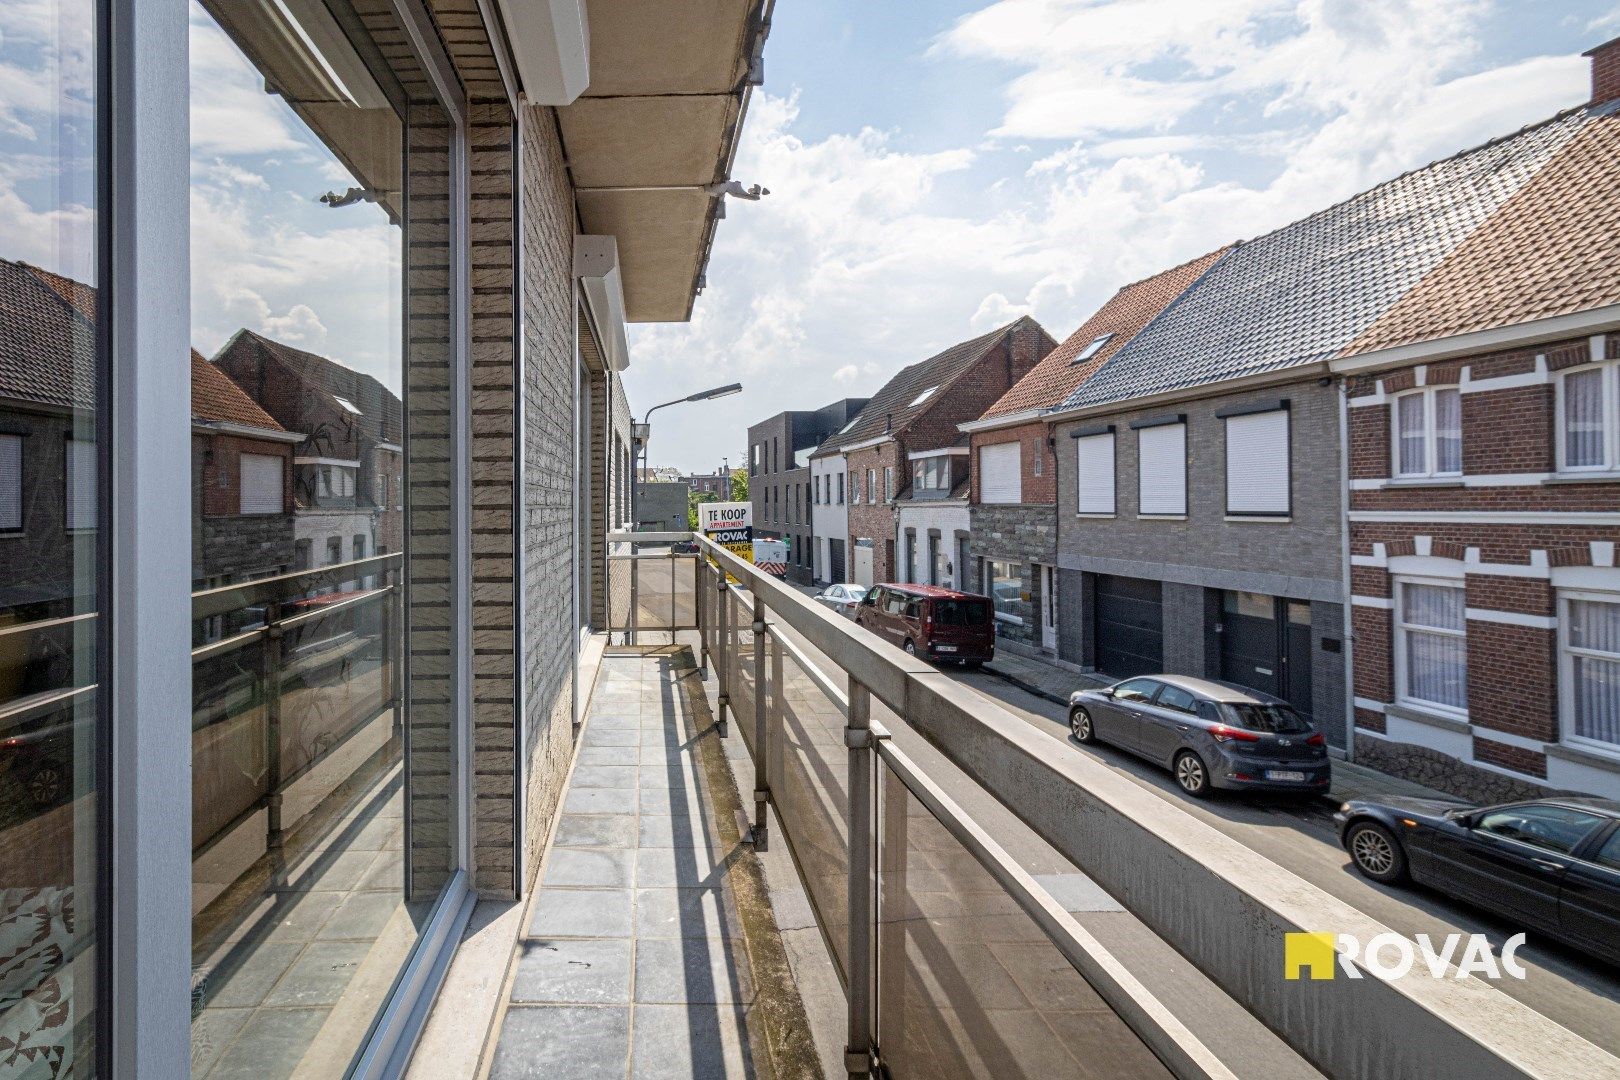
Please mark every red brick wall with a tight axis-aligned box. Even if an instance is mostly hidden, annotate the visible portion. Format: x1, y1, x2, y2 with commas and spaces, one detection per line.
1347, 404, 1389, 479
1352, 606, 1393, 702
1464, 622, 1556, 743
197, 433, 293, 517
906, 327, 1053, 454
1595, 37, 1620, 106
845, 441, 902, 581
968, 420, 1053, 505
1462, 386, 1553, 474
1474, 737, 1547, 779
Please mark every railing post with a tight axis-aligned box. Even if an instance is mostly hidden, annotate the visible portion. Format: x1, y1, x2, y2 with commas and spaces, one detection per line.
715, 568, 730, 737
696, 556, 708, 676
668, 548, 677, 645
845, 677, 875, 1078
750, 584, 769, 851
627, 536, 638, 646
769, 623, 783, 822
263, 599, 287, 888
386, 562, 402, 741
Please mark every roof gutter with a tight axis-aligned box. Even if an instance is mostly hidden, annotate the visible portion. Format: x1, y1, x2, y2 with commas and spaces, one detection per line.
959, 406, 1044, 434
840, 433, 893, 452
1329, 303, 1620, 376
192, 419, 307, 444
1042, 361, 1331, 425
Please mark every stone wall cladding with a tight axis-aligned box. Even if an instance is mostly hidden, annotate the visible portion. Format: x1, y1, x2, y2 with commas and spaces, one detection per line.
518, 103, 578, 895
1346, 331, 1620, 797
1353, 734, 1557, 802
969, 504, 1056, 567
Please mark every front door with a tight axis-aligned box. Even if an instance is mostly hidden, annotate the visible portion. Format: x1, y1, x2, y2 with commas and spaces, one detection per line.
853, 541, 874, 587
1219, 592, 1313, 719
1040, 565, 1058, 652
829, 538, 846, 583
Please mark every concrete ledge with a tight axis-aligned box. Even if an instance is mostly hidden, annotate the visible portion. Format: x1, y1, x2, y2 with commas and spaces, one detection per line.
1384, 701, 1471, 734
1545, 742, 1620, 775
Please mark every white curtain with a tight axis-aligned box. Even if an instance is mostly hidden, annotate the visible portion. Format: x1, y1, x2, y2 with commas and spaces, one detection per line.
1402, 583, 1467, 710
1397, 394, 1426, 475
1434, 388, 1461, 474
1568, 599, 1620, 747
1565, 368, 1605, 467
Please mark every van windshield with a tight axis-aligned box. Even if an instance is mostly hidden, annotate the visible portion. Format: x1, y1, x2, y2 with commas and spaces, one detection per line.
932, 599, 988, 627
1221, 702, 1311, 733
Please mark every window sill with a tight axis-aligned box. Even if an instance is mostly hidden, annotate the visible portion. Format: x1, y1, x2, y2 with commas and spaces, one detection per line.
1382, 476, 1464, 488
1074, 512, 1115, 519
1546, 740, 1620, 774
1137, 513, 1187, 521
1224, 515, 1291, 524
1387, 700, 1470, 732
1545, 472, 1620, 486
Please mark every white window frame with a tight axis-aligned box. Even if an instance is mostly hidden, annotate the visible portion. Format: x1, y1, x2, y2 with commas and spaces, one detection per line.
1557, 589, 1620, 759
1555, 359, 1620, 474
238, 452, 284, 515
1393, 575, 1469, 719
884, 465, 894, 502
1074, 430, 1115, 516
1223, 406, 1291, 517
1391, 386, 1462, 479
867, 468, 876, 504
1135, 420, 1186, 517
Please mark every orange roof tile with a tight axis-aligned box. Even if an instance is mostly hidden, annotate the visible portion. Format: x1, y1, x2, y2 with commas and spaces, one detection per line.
190, 351, 285, 431
1344, 113, 1620, 356
982, 246, 1230, 419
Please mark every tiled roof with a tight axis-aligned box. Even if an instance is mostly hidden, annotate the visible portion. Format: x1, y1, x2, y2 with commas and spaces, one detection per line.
813, 317, 1043, 456
217, 329, 403, 444
1060, 108, 1590, 411
0, 258, 96, 411
1344, 111, 1620, 356
983, 246, 1229, 419
191, 351, 285, 430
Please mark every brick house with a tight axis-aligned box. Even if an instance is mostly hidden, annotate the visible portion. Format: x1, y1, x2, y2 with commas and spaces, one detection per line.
808, 317, 1055, 587
1331, 52, 1620, 800
958, 249, 1226, 654
1045, 104, 1589, 748
748, 398, 866, 583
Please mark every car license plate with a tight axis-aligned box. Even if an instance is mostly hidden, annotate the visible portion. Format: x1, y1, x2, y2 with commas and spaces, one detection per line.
935, 645, 957, 653
1266, 769, 1306, 782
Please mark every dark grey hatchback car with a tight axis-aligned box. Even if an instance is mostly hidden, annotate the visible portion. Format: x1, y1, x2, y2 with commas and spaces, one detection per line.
1068, 675, 1330, 798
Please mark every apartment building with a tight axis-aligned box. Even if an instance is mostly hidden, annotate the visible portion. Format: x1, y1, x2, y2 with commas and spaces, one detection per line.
1333, 48, 1620, 801
1047, 103, 1589, 748
749, 398, 867, 583
809, 317, 1055, 587
958, 249, 1226, 654
0, 0, 767, 1073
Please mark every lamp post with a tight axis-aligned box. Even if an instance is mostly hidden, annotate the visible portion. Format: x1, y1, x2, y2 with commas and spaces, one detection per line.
628, 382, 742, 642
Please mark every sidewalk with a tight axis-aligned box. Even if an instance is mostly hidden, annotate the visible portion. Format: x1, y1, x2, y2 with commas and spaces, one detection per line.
978, 648, 1458, 807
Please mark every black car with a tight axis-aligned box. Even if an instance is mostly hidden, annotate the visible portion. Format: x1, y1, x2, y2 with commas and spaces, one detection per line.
1336, 795, 1620, 966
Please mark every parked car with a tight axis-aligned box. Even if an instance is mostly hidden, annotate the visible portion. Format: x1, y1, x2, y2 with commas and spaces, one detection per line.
854, 583, 995, 666
1335, 795, 1620, 965
1068, 675, 1329, 798
814, 583, 867, 619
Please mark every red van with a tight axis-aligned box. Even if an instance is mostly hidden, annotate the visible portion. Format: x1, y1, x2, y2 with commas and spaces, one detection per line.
855, 583, 995, 665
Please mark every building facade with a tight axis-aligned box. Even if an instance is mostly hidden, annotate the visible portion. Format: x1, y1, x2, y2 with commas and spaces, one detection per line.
894, 444, 970, 589
811, 451, 851, 583
748, 398, 866, 583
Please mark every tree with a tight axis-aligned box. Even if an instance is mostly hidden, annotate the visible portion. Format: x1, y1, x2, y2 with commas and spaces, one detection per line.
729, 467, 748, 501
688, 490, 716, 531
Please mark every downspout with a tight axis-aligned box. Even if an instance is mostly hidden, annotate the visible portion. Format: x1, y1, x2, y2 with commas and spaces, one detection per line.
1338, 376, 1356, 762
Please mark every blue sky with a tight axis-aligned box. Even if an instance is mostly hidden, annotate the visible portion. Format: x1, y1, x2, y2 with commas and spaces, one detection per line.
3, 1, 1618, 457
629, 0, 1620, 472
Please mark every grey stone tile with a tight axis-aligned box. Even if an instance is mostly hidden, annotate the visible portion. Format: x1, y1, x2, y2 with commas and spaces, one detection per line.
262, 940, 371, 1007
552, 814, 636, 848
633, 937, 752, 1004
578, 744, 639, 766
589, 713, 640, 730
528, 888, 633, 938
201, 942, 303, 1009
489, 1005, 630, 1080
543, 847, 634, 889
636, 764, 694, 788
354, 848, 403, 892
635, 846, 731, 889
635, 887, 742, 941
203, 1007, 330, 1080
637, 784, 706, 815
284, 847, 377, 892
584, 727, 639, 747
630, 1004, 754, 1079
563, 787, 637, 815
570, 764, 638, 789
317, 890, 403, 941
638, 813, 715, 849
511, 938, 632, 1005
190, 1006, 250, 1078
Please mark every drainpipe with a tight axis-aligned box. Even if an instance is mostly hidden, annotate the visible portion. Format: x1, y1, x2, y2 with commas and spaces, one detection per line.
1337, 376, 1356, 762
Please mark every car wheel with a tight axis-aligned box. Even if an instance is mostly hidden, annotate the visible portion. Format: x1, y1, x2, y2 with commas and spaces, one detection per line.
27, 760, 64, 808
1173, 751, 1212, 799
1070, 707, 1096, 744
1346, 821, 1408, 884
903, 639, 917, 656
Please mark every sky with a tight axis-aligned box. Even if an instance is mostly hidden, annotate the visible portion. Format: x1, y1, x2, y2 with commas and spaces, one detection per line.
628, 0, 1620, 473
2, 1, 1617, 444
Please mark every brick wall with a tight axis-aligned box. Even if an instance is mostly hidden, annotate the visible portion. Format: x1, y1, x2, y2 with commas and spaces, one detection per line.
969, 420, 1054, 506
845, 442, 902, 582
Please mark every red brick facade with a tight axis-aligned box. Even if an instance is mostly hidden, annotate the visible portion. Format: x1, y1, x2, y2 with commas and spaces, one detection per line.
196, 432, 294, 518
967, 420, 1054, 505
1345, 330, 1620, 799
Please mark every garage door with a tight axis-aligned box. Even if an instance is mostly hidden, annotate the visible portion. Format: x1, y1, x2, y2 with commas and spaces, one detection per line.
1093, 575, 1163, 678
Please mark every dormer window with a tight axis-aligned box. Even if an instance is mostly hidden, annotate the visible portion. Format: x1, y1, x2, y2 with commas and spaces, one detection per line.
908, 386, 938, 408
1071, 333, 1113, 364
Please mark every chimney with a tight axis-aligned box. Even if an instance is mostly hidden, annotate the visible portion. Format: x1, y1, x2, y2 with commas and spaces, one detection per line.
1585, 35, 1620, 107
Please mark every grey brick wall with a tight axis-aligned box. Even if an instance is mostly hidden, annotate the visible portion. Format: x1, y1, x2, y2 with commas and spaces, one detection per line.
518, 102, 578, 894
969, 504, 1056, 566
1161, 582, 1206, 677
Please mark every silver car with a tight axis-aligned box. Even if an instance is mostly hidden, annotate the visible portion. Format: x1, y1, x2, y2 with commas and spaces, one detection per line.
1068, 675, 1330, 798
814, 583, 867, 619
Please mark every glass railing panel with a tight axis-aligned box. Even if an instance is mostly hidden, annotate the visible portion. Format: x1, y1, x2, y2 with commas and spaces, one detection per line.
876, 764, 1173, 1080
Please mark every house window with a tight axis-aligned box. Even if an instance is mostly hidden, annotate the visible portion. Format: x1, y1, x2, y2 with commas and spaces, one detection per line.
986, 559, 1023, 624
1136, 421, 1186, 516
239, 453, 284, 515
1393, 387, 1461, 477
1558, 361, 1620, 471
65, 438, 96, 530
837, 473, 845, 504
1033, 445, 1043, 477
1074, 431, 1115, 515
1224, 407, 1290, 516
1395, 579, 1468, 714
1560, 594, 1620, 754
0, 434, 21, 531
867, 468, 876, 504
1070, 333, 1114, 364
979, 443, 1021, 504
884, 466, 894, 501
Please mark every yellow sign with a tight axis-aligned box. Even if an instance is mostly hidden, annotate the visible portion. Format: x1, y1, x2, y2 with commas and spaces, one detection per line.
1284, 933, 1338, 980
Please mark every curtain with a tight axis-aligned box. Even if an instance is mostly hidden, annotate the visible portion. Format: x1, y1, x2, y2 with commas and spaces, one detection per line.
1565, 368, 1605, 467
1569, 599, 1620, 747
1434, 388, 1461, 474
1402, 583, 1467, 709
1397, 393, 1426, 475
